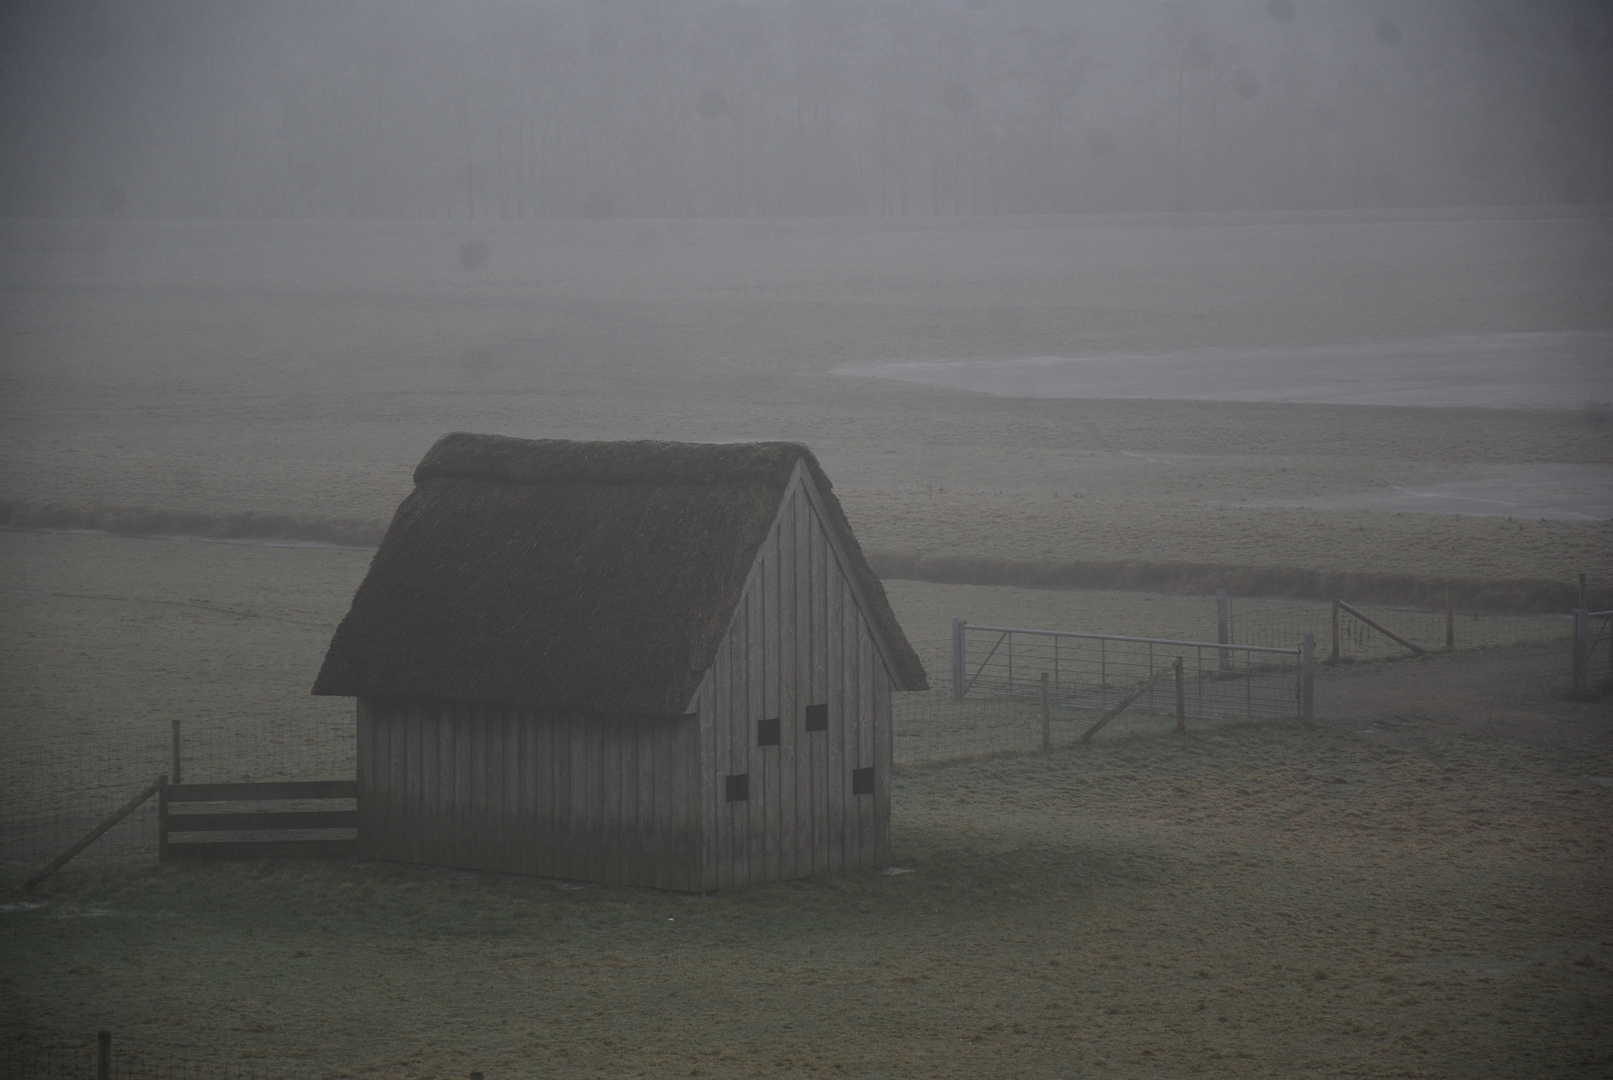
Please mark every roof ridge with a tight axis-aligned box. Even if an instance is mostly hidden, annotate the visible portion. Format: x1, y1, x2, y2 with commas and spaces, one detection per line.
413, 433, 816, 488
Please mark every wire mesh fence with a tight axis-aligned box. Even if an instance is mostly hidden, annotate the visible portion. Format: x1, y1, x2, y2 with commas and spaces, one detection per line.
5, 593, 1584, 873
894, 640, 1082, 765
0, 1044, 97, 1080
1224, 597, 1571, 661
1, 1037, 315, 1080
1, 714, 353, 880
891, 623, 1311, 766
955, 622, 1308, 720
1575, 610, 1613, 689
1594, 613, 1612, 686
883, 593, 1580, 765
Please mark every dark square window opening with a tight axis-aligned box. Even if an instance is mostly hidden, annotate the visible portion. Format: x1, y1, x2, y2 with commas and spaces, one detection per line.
804, 703, 828, 731
757, 717, 781, 746
726, 773, 750, 803
852, 766, 875, 796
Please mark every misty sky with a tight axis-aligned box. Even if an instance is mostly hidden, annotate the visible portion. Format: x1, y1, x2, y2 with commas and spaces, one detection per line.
1, 0, 1610, 219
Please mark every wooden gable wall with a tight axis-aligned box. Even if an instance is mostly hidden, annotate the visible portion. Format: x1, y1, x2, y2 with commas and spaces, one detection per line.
690, 463, 895, 891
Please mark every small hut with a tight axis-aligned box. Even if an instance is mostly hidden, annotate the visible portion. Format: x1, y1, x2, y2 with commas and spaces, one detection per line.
313, 433, 927, 890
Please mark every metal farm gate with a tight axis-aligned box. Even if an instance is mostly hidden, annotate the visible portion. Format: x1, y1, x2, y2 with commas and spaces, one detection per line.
950, 620, 1315, 724
1574, 609, 1613, 690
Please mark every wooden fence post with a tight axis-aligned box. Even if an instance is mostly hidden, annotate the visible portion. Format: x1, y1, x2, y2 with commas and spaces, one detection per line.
1216, 589, 1231, 671
951, 618, 966, 701
1336, 600, 1427, 656
1331, 600, 1341, 663
1173, 658, 1185, 734
97, 1031, 110, 1080
171, 718, 182, 787
1300, 634, 1316, 723
1082, 666, 1177, 743
157, 779, 169, 862
1580, 609, 1592, 687
1040, 672, 1051, 751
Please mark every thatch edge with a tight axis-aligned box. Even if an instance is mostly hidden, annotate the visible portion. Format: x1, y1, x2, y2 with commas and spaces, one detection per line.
789, 457, 929, 692
414, 432, 805, 489
311, 435, 929, 708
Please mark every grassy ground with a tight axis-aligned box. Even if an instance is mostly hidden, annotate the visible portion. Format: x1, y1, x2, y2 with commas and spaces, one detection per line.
3, 533, 1608, 1076
0, 532, 1239, 874
0, 530, 1583, 867
5, 717, 1611, 1078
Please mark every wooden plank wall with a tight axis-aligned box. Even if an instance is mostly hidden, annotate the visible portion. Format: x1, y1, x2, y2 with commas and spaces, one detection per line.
358, 701, 700, 891
697, 472, 893, 890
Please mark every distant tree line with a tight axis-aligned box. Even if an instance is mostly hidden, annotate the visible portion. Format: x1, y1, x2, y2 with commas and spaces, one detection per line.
1, 0, 1608, 219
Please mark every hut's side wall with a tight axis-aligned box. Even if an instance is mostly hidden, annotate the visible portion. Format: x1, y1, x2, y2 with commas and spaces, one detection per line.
357, 699, 701, 891
695, 472, 894, 891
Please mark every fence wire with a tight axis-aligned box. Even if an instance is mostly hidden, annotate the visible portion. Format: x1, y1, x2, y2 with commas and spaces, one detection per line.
1, 1041, 314, 1080
892, 626, 1307, 766
1, 715, 353, 879
1581, 611, 1612, 688
1225, 598, 1571, 660
895, 640, 1075, 766
957, 623, 1305, 719
890, 597, 1574, 765
4, 595, 1583, 874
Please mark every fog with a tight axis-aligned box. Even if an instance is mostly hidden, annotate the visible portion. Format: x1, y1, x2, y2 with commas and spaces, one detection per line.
3, 0, 1609, 220
6, 5, 1613, 1073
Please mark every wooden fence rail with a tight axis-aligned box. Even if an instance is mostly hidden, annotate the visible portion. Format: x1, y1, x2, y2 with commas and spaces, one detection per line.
1081, 659, 1184, 743
1332, 599, 1427, 660
159, 780, 358, 862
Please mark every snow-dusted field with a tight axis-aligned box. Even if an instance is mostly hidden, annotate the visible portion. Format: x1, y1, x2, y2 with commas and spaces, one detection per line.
2, 210, 1609, 584
840, 330, 1613, 410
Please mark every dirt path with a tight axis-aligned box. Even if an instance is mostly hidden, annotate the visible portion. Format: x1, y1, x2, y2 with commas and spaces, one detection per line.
1316, 641, 1613, 756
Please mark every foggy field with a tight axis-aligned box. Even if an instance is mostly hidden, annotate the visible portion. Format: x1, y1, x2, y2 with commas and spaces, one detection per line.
6, 698, 1611, 1079
5, 0, 1613, 1071
3, 526, 1610, 1076
2, 528, 1609, 1079
2, 208, 1612, 1075
2, 212, 1611, 589
0, 529, 1577, 865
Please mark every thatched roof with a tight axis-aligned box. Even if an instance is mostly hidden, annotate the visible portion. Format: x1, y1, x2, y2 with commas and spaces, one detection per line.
313, 434, 927, 714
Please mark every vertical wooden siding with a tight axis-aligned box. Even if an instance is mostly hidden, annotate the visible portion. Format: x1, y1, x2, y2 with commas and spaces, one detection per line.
697, 471, 894, 890
358, 702, 700, 891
